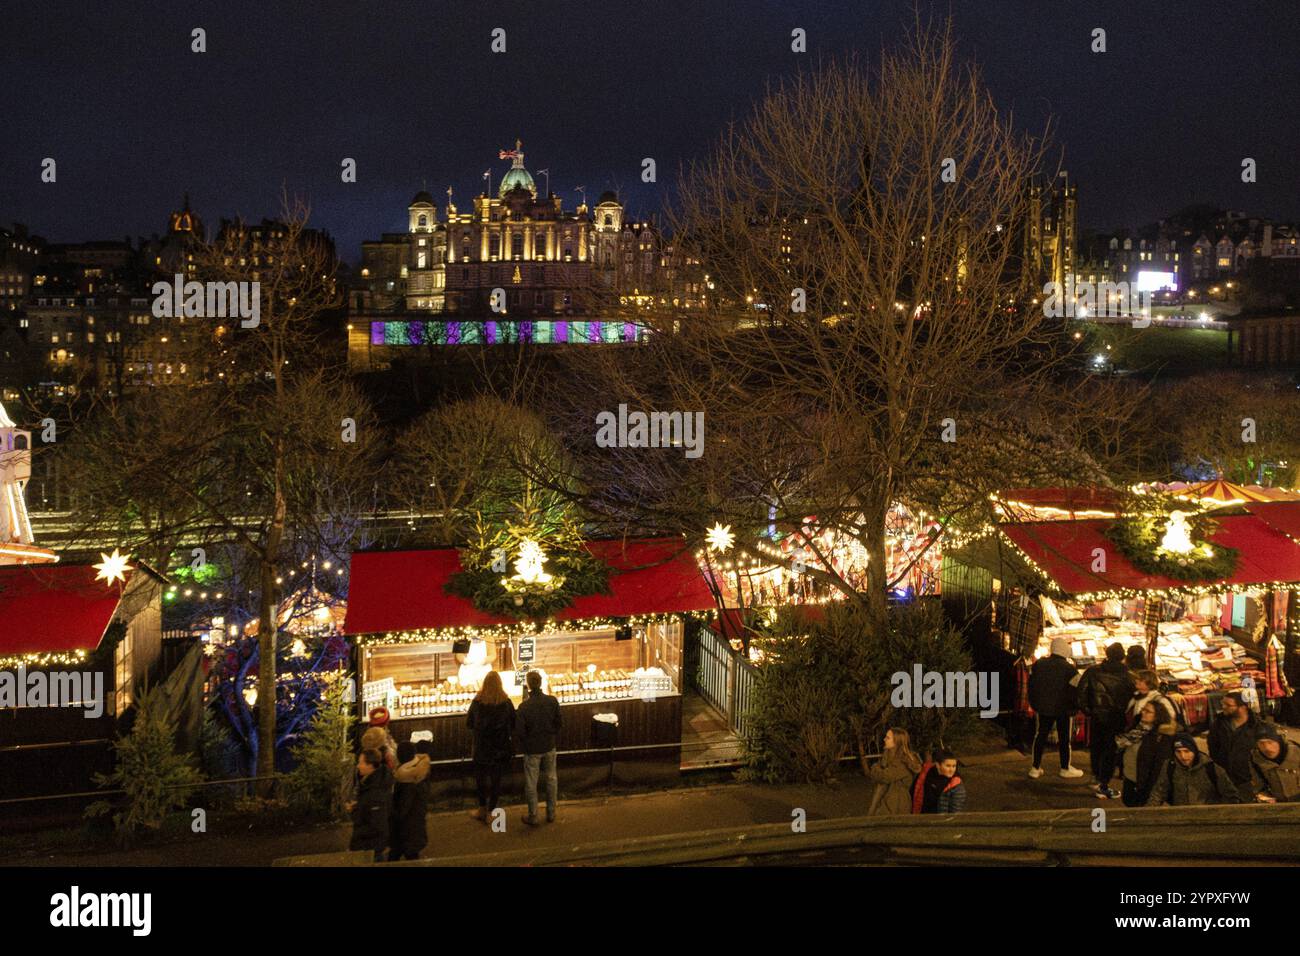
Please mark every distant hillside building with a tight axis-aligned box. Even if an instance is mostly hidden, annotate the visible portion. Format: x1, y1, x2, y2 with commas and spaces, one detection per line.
350, 140, 702, 369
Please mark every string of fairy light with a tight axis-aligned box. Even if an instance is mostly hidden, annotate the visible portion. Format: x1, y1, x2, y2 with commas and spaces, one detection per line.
0, 649, 89, 670
354, 610, 713, 648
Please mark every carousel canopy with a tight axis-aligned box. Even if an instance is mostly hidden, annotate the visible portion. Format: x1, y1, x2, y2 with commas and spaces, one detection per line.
0, 565, 130, 658
344, 537, 714, 636
1174, 479, 1297, 505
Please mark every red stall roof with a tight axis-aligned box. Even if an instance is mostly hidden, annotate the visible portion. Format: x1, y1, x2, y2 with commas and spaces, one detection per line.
0, 565, 127, 658
1000, 510, 1300, 596
345, 537, 715, 636
1245, 500, 1300, 543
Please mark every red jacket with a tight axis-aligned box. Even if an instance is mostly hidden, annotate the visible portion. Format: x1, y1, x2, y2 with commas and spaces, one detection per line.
911, 761, 965, 814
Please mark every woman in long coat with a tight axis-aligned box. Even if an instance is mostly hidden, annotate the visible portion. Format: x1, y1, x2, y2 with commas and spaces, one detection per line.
863, 727, 923, 816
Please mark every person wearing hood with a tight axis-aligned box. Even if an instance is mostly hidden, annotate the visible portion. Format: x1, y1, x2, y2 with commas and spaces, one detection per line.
1027, 636, 1084, 779
1145, 733, 1239, 807
1116, 700, 1176, 806
388, 740, 431, 860
348, 748, 393, 862
1207, 691, 1260, 799
1077, 642, 1136, 798
1249, 725, 1300, 803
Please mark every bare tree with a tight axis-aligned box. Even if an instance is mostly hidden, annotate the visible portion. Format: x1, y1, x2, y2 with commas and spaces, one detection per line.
55, 196, 380, 792
547, 21, 1137, 630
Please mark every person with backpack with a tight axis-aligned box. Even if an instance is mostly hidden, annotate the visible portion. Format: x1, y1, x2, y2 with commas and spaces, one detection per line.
1207, 691, 1261, 800
1076, 642, 1136, 799
347, 748, 393, 862
388, 740, 431, 860
1027, 637, 1084, 779
911, 749, 967, 814
1145, 733, 1240, 806
863, 727, 923, 816
467, 670, 516, 823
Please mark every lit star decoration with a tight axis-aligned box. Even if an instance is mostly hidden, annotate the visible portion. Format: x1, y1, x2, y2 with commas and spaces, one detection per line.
706, 523, 735, 553
507, 539, 555, 588
93, 548, 132, 586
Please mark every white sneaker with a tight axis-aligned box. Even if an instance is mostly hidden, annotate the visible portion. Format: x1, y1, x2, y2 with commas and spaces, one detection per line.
1059, 767, 1084, 779
1028, 767, 1044, 779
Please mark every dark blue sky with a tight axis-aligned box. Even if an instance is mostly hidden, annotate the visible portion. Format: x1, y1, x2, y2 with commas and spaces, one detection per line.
3, 0, 1297, 263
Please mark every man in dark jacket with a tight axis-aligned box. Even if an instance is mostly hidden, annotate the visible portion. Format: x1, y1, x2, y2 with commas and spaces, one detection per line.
1077, 642, 1136, 798
516, 670, 562, 825
1145, 733, 1239, 806
1250, 725, 1300, 803
1027, 637, 1084, 779
1207, 692, 1260, 800
348, 748, 392, 862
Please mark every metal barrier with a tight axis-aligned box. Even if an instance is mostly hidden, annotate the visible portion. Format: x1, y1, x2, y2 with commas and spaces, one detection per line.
696, 625, 757, 739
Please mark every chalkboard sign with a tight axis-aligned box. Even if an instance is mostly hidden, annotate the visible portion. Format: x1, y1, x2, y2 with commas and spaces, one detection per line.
518, 636, 536, 664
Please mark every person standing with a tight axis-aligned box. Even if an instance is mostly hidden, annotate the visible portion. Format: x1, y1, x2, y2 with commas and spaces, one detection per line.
1076, 642, 1136, 798
388, 740, 431, 860
1027, 637, 1084, 779
467, 670, 516, 823
1145, 733, 1239, 806
516, 670, 562, 826
1207, 691, 1260, 800
348, 748, 393, 862
911, 750, 967, 814
863, 727, 923, 816
1116, 701, 1176, 806
1249, 725, 1300, 803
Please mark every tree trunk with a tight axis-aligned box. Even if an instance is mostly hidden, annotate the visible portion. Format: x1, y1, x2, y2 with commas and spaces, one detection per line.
255, 439, 288, 797
255, 558, 278, 795
862, 496, 890, 635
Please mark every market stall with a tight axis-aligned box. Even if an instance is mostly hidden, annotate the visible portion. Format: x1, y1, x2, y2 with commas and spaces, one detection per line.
951, 492, 1300, 730
343, 537, 714, 783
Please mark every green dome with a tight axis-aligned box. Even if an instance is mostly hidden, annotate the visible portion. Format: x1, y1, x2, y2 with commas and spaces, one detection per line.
499, 166, 536, 198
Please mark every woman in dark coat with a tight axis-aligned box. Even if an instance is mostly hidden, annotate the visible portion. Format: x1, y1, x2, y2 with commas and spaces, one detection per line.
348, 748, 393, 861
466, 671, 516, 822
389, 740, 431, 860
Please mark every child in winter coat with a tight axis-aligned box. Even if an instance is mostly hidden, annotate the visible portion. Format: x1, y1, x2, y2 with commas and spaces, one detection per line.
348, 749, 393, 862
911, 750, 967, 814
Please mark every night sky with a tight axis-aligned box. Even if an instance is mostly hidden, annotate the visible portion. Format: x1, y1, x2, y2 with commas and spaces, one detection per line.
3, 0, 1298, 263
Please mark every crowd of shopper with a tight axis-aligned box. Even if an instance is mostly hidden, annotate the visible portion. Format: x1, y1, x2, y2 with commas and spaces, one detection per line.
1020, 637, 1297, 808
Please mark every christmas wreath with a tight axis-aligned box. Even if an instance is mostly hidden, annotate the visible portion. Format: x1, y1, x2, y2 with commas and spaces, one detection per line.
1103, 509, 1239, 582
445, 510, 609, 619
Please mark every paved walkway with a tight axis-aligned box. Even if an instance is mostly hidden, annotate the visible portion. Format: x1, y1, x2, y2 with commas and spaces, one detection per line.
9, 747, 1112, 867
